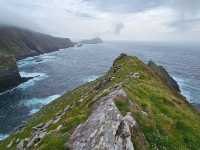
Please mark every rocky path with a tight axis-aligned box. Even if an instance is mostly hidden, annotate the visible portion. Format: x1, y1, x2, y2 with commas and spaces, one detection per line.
70, 88, 137, 150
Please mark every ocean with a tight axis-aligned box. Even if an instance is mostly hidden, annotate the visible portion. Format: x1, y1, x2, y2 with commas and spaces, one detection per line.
0, 41, 200, 140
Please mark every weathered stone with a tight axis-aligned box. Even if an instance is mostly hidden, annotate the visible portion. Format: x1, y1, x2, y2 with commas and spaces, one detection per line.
78, 98, 84, 103
129, 72, 140, 79
53, 117, 61, 124
70, 89, 135, 150
7, 139, 14, 148
27, 132, 47, 148
56, 125, 63, 132
141, 111, 148, 116
123, 112, 137, 131
33, 123, 45, 130
14, 123, 25, 133
16, 140, 26, 150
64, 106, 70, 112
43, 119, 53, 129
16, 138, 20, 144
94, 77, 111, 90
56, 112, 62, 116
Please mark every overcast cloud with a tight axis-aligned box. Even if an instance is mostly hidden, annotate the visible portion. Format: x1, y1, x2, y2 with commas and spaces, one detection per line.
0, 0, 200, 41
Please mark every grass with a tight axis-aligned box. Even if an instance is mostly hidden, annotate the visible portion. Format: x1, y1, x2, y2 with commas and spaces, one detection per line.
0, 54, 200, 150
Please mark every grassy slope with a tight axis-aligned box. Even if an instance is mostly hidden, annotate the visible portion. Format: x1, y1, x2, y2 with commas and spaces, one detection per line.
1, 54, 200, 150
0, 55, 17, 70
0, 26, 74, 59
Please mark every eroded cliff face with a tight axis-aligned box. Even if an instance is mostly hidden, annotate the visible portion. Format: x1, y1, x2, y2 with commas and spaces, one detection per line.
70, 88, 136, 150
148, 61, 180, 92
0, 55, 22, 92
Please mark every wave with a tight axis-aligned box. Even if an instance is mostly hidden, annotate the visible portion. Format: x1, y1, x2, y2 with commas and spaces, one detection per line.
18, 53, 56, 68
18, 72, 48, 90
0, 72, 48, 96
0, 133, 9, 141
173, 76, 192, 102
19, 94, 61, 115
83, 75, 99, 82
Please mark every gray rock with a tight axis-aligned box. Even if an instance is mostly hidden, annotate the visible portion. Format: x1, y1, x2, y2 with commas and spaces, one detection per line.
43, 119, 53, 129
70, 89, 135, 150
56, 125, 63, 131
64, 106, 70, 112
7, 139, 14, 148
52, 117, 61, 124
16, 138, 20, 144
129, 72, 140, 79
78, 99, 84, 103
16, 140, 26, 150
27, 132, 47, 148
33, 123, 45, 130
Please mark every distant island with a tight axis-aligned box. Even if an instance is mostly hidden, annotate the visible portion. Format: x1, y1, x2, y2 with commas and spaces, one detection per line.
0, 26, 75, 92
80, 37, 103, 44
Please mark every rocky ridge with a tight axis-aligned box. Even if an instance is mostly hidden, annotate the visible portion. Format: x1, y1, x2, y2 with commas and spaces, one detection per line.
70, 88, 136, 150
1, 54, 200, 150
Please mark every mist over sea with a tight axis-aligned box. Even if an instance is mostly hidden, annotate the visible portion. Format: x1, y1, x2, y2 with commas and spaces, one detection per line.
0, 41, 200, 140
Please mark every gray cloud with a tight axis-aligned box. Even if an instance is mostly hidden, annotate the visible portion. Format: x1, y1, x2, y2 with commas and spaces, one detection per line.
0, 0, 200, 41
83, 0, 165, 13
65, 9, 96, 19
83, 0, 200, 31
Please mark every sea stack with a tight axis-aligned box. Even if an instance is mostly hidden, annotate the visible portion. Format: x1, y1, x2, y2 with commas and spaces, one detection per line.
0, 55, 22, 92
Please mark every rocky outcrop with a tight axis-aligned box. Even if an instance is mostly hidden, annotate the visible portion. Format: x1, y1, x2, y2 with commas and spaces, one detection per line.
14, 105, 71, 149
70, 88, 136, 150
0, 55, 22, 92
148, 61, 180, 92
0, 26, 75, 59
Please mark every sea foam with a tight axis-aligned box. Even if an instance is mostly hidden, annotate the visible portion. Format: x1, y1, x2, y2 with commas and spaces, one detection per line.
83, 75, 99, 82
0, 133, 8, 141
18, 72, 48, 90
20, 94, 61, 115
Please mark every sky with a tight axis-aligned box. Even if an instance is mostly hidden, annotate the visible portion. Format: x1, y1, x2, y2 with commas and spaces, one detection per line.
0, 0, 200, 41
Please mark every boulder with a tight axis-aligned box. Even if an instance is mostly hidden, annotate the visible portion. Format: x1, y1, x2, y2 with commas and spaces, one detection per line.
6, 139, 14, 149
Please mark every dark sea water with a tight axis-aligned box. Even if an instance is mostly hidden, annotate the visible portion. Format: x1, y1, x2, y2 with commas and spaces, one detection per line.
0, 41, 200, 140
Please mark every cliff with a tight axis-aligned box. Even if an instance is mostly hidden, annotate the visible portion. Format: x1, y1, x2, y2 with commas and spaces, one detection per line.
148, 61, 180, 92
0, 55, 22, 92
0, 54, 200, 150
0, 26, 75, 59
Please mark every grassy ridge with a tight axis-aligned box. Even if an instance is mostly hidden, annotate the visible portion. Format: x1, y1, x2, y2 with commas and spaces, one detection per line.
0, 54, 200, 150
